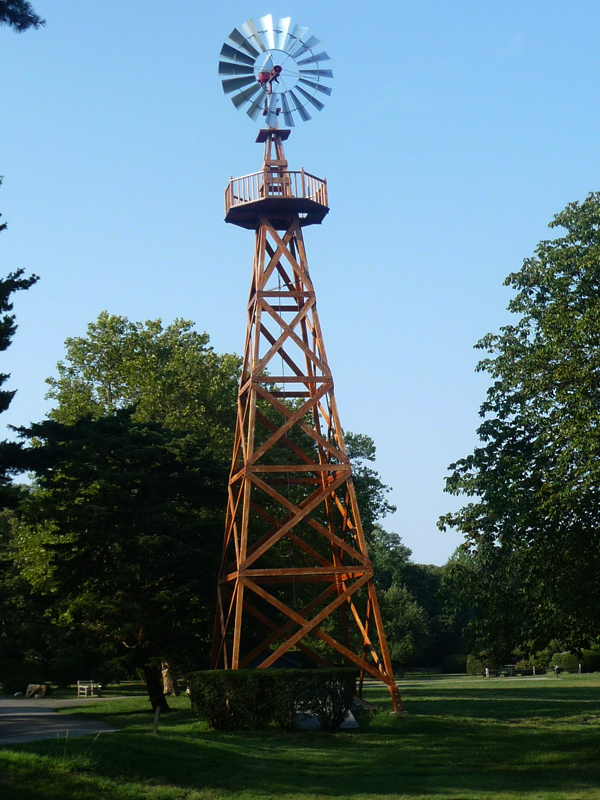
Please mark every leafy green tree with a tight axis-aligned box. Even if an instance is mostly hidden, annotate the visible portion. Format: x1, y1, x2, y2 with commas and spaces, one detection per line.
0, 502, 55, 692
440, 193, 600, 657
45, 312, 240, 459
4, 312, 238, 703
368, 525, 429, 665
403, 560, 467, 666
16, 313, 402, 690
0, 0, 44, 32
369, 525, 412, 592
368, 526, 465, 666
44, 314, 394, 527
344, 433, 396, 536
379, 585, 429, 665
11, 411, 226, 709
440, 542, 531, 663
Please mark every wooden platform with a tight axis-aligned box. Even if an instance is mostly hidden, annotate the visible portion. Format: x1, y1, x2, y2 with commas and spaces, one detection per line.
224, 166, 329, 230
225, 196, 329, 229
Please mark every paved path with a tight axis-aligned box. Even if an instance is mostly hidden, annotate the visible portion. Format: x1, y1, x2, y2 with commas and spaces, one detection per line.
0, 697, 121, 745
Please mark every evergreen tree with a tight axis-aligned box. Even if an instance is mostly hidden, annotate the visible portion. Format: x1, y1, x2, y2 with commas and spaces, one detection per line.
12, 411, 226, 709
0, 1, 45, 32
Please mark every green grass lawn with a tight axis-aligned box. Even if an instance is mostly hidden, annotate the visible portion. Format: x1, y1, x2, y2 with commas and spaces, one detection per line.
3, 673, 600, 799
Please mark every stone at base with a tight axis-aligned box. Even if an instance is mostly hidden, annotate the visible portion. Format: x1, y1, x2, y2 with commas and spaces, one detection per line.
25, 684, 47, 699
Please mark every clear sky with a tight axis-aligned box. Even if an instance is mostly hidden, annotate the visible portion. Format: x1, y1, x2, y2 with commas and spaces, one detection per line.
2, 1, 599, 565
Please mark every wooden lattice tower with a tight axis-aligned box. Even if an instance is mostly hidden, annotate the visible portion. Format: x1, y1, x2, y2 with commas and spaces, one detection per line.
211, 129, 403, 712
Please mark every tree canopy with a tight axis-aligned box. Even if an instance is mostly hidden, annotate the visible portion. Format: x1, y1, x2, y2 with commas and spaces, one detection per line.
1, 308, 448, 695
0, 1, 44, 32
345, 432, 396, 537
45, 312, 241, 459
1, 179, 40, 416
1, 181, 39, 493
1, 269, 38, 416
7, 313, 239, 704
439, 193, 600, 658
9, 410, 227, 705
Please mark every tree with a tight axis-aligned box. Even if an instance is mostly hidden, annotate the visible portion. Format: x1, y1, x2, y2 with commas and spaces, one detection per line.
379, 585, 429, 665
5, 311, 239, 706
1, 269, 38, 416
1, 180, 40, 416
344, 432, 396, 536
368, 525, 465, 666
11, 411, 227, 709
367, 526, 428, 664
369, 525, 412, 592
0, 1, 44, 32
0, 501, 59, 692
19, 313, 401, 691
439, 193, 600, 657
45, 314, 395, 521
45, 312, 240, 459
1, 180, 39, 494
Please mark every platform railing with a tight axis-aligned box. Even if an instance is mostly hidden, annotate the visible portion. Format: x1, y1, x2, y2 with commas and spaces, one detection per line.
225, 168, 328, 215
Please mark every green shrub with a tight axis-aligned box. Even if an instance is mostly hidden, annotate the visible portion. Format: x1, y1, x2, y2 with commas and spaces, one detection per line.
466, 654, 498, 676
532, 651, 551, 671
580, 650, 600, 673
513, 651, 550, 673
440, 654, 468, 674
188, 668, 357, 732
466, 655, 485, 676
187, 670, 272, 731
550, 650, 600, 673
514, 660, 534, 675
551, 652, 580, 670
301, 670, 357, 732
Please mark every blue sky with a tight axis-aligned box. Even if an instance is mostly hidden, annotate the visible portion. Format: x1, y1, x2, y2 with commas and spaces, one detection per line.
2, 1, 599, 564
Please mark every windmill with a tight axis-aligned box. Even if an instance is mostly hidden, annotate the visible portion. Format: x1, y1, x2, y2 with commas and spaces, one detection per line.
212, 15, 403, 713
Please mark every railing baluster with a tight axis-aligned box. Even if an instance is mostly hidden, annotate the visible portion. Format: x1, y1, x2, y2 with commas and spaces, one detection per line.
225, 169, 327, 213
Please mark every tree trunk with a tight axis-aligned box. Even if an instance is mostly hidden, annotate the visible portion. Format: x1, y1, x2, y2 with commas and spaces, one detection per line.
161, 661, 180, 696
144, 665, 170, 712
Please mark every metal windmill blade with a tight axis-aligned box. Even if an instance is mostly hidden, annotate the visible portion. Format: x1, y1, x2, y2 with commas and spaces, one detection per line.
218, 16, 333, 127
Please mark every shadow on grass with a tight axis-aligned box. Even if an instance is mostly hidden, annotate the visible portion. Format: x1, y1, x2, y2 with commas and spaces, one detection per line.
396, 679, 600, 722
4, 683, 600, 799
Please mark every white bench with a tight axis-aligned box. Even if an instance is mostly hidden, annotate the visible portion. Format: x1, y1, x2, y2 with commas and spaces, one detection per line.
77, 680, 102, 697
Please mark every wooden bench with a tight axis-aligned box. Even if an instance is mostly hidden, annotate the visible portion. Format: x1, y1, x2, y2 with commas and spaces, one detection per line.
77, 680, 102, 697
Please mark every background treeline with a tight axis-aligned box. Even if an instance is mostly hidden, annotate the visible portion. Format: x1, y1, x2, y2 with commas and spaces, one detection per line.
0, 305, 465, 706
4, 193, 600, 706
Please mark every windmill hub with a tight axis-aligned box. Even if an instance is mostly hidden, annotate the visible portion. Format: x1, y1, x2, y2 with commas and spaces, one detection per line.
256, 51, 300, 90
